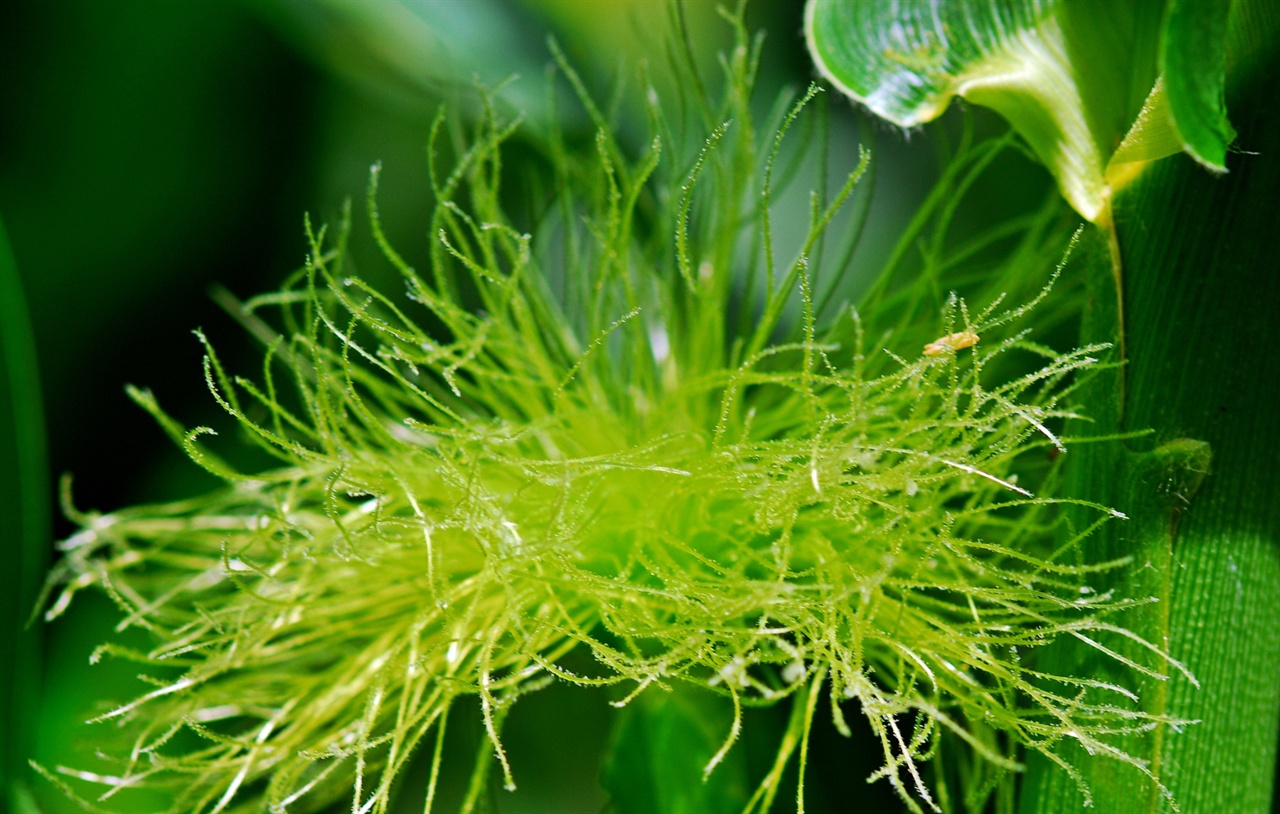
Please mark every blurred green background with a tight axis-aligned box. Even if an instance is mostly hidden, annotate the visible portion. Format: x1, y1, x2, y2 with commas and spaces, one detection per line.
0, 2, 1002, 810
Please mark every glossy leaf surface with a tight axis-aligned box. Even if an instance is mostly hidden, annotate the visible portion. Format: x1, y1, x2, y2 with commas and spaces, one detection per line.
805, 0, 1235, 221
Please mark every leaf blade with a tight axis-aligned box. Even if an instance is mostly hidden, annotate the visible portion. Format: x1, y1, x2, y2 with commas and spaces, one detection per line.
601, 685, 750, 814
805, 0, 1112, 220
0, 214, 50, 811
1160, 0, 1235, 171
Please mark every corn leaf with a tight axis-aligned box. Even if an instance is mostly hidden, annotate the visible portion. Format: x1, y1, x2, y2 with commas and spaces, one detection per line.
804, 0, 1235, 222
0, 215, 50, 811
807, 1, 1278, 811
1020, 8, 1280, 810
601, 684, 750, 814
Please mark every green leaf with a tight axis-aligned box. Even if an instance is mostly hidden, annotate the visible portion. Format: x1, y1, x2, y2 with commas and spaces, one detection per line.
1160, 0, 1234, 171
1019, 8, 1280, 811
804, 0, 1235, 222
0, 214, 50, 811
601, 685, 750, 814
